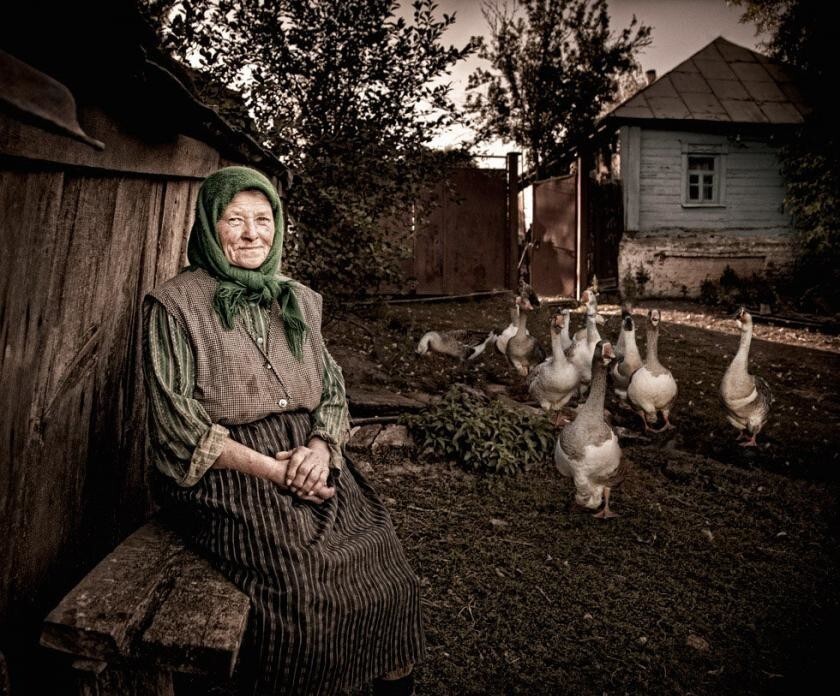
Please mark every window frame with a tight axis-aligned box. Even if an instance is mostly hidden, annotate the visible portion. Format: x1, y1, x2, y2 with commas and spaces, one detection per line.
680, 142, 727, 208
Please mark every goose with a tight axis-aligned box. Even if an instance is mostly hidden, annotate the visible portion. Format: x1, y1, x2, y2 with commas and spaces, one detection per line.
555, 341, 622, 518
610, 314, 642, 400
527, 312, 581, 425
626, 309, 678, 432
558, 308, 573, 352
505, 296, 545, 376
614, 302, 633, 360
719, 307, 772, 447
573, 287, 605, 343
496, 282, 538, 354
565, 306, 601, 395
519, 278, 541, 309
496, 302, 526, 355
416, 329, 498, 361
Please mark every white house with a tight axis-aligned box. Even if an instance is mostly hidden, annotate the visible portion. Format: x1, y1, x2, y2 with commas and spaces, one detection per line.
604, 37, 809, 297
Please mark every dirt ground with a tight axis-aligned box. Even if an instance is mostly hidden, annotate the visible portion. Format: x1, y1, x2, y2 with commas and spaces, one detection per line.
325, 295, 840, 695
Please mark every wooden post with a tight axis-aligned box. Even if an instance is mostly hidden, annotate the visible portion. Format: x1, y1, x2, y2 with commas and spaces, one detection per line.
506, 152, 521, 290
576, 151, 594, 298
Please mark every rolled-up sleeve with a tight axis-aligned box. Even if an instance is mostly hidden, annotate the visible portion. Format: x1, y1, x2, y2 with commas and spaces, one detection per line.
308, 343, 350, 470
142, 299, 228, 486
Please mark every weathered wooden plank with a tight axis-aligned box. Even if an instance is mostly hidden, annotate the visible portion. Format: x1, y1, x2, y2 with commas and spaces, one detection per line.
75, 665, 174, 696
155, 180, 195, 286
140, 551, 250, 677
40, 522, 185, 660
87, 177, 160, 533
0, 106, 222, 179
0, 168, 71, 638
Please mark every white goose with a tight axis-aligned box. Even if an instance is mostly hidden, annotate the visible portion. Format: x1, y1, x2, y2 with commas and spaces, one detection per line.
565, 306, 601, 396
626, 309, 678, 431
528, 312, 581, 425
555, 341, 622, 518
558, 308, 573, 353
416, 329, 498, 361
719, 307, 772, 447
505, 296, 545, 376
614, 302, 633, 360
610, 314, 642, 401
496, 302, 525, 355
572, 288, 605, 343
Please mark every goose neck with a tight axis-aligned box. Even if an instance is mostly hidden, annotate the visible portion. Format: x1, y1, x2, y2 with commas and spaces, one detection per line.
646, 324, 661, 366
581, 358, 608, 416
625, 328, 641, 362
733, 324, 752, 367
515, 311, 528, 337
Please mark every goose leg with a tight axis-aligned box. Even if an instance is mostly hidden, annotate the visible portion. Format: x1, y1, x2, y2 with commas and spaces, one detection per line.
593, 487, 619, 519
552, 411, 569, 428
647, 412, 674, 433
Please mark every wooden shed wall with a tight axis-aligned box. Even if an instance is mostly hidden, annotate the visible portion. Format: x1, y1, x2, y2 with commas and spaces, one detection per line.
0, 104, 254, 689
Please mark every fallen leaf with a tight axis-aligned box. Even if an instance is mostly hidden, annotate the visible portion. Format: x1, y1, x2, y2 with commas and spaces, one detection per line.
687, 634, 710, 652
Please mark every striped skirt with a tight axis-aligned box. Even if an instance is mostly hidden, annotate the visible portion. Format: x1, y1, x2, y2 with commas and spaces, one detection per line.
156, 411, 426, 695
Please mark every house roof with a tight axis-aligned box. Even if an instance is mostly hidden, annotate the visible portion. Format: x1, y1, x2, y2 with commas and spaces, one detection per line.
604, 37, 810, 126
0, 0, 291, 186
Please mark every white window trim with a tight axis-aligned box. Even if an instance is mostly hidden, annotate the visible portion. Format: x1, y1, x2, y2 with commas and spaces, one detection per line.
680, 143, 727, 208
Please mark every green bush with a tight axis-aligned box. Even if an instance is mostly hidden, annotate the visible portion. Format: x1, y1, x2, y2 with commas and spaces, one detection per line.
700, 277, 718, 306
698, 265, 781, 310
401, 385, 556, 476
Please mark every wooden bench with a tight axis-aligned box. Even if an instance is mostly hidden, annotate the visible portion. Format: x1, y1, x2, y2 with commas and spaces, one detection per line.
40, 520, 250, 695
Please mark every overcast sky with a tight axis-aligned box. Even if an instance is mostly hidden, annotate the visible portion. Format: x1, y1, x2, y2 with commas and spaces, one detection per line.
426, 0, 768, 153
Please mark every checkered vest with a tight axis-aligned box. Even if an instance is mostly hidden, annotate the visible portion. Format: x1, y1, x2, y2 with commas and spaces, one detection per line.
149, 268, 325, 425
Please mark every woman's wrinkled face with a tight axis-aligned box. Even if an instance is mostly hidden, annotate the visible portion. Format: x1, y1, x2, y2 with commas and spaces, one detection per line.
216, 190, 275, 269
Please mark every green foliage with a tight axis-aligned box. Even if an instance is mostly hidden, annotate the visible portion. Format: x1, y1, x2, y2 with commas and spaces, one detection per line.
720, 265, 739, 292
633, 264, 651, 295
699, 278, 718, 307
621, 272, 638, 303
465, 0, 650, 177
402, 385, 556, 476
140, 0, 475, 297
698, 266, 779, 310
734, 0, 839, 311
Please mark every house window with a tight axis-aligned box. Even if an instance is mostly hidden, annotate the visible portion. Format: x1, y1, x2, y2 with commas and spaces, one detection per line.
681, 144, 727, 207
687, 156, 717, 202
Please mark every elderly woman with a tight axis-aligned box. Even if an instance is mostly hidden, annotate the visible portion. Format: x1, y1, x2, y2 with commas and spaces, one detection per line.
143, 167, 424, 695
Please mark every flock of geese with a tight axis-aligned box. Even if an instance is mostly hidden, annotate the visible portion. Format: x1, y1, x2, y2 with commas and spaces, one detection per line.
416, 286, 773, 519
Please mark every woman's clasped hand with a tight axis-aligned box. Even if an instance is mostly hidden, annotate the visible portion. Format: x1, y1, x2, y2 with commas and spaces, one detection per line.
274, 440, 335, 503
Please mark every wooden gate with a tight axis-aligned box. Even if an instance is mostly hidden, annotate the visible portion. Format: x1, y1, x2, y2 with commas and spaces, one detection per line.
411, 167, 510, 295
586, 180, 623, 291
530, 174, 577, 297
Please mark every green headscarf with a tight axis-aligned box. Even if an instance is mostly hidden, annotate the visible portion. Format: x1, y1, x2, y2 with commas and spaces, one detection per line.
187, 166, 307, 359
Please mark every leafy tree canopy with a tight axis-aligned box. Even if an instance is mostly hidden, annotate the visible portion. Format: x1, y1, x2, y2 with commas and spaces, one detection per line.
465, 0, 650, 178
734, 0, 839, 311
141, 0, 476, 296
